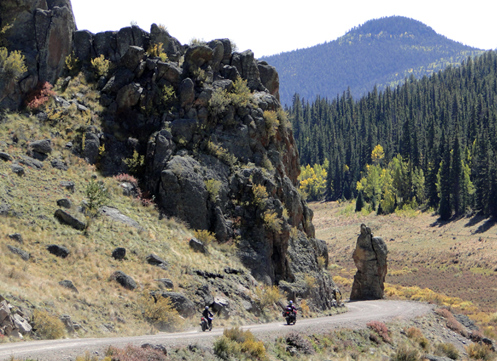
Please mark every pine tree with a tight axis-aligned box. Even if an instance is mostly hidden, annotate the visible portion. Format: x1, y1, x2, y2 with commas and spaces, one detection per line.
438, 132, 452, 220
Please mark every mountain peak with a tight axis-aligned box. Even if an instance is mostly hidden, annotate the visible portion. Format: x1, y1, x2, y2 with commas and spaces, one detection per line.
350, 16, 437, 37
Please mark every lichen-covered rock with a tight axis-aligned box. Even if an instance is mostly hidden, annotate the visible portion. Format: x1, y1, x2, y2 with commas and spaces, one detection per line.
350, 224, 388, 300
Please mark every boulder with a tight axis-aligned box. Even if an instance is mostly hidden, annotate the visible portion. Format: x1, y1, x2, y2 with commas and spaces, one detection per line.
146, 254, 168, 269
46, 244, 70, 258
18, 156, 43, 169
7, 245, 30, 261
0, 152, 13, 162
28, 139, 52, 155
56, 198, 72, 209
141, 343, 167, 356
51, 159, 68, 171
59, 181, 75, 192
112, 247, 126, 260
59, 280, 79, 293
110, 271, 137, 290
258, 61, 280, 101
54, 209, 86, 230
100, 206, 143, 230
211, 296, 230, 319
350, 224, 388, 300
189, 238, 207, 254
159, 292, 195, 318
157, 278, 174, 290
8, 233, 23, 243
11, 164, 25, 176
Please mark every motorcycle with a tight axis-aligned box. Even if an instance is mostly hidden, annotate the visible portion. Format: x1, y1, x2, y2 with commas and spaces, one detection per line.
200, 316, 213, 331
282, 307, 297, 325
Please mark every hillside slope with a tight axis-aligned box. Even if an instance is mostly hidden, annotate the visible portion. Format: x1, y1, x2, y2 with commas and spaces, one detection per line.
262, 16, 483, 105
0, 0, 339, 341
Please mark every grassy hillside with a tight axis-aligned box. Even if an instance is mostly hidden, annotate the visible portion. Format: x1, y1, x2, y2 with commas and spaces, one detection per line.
311, 201, 497, 336
0, 76, 291, 339
263, 16, 483, 105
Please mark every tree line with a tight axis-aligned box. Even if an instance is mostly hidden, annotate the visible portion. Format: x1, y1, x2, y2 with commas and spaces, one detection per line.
291, 51, 497, 220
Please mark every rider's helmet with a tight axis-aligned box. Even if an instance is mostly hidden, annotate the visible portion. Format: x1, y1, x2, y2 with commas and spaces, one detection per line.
289, 300, 293, 304
205, 306, 209, 310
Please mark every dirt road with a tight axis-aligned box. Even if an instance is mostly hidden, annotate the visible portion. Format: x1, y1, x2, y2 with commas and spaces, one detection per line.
0, 300, 432, 361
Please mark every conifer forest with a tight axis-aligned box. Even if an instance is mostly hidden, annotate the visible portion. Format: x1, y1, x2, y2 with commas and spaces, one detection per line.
290, 51, 497, 220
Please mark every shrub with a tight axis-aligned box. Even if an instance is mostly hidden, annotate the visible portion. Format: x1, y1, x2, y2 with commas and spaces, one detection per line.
146, 42, 168, 62
85, 179, 108, 217
204, 179, 222, 202
435, 342, 460, 360
406, 327, 430, 350
466, 342, 494, 360
263, 210, 283, 233
90, 55, 111, 77
33, 309, 65, 339
123, 150, 145, 175
435, 308, 466, 336
161, 85, 176, 109
229, 77, 252, 107
285, 332, 315, 355
214, 328, 267, 360
206, 141, 237, 166
255, 285, 282, 307
104, 345, 167, 361
263, 110, 279, 137
367, 320, 391, 343
64, 51, 80, 76
209, 87, 231, 115
193, 229, 215, 245
141, 292, 184, 332
0, 47, 27, 81
25, 81, 55, 110
252, 184, 268, 209
391, 344, 420, 361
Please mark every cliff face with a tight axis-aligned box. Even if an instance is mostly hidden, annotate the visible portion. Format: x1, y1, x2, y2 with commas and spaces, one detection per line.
0, 0, 76, 108
2, 1, 337, 310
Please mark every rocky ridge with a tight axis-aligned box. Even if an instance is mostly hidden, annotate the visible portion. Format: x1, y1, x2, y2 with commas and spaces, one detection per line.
0, 0, 337, 323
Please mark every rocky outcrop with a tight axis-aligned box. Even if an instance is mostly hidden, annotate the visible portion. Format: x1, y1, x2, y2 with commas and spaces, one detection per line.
0, 0, 76, 108
0, 1, 337, 312
350, 224, 388, 300
0, 296, 32, 338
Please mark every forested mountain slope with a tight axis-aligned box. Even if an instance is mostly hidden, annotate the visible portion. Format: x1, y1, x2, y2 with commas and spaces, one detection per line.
263, 16, 483, 106
290, 51, 497, 220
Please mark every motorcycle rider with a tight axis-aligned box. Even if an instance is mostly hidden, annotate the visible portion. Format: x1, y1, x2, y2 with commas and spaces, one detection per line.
286, 300, 297, 313
202, 306, 213, 330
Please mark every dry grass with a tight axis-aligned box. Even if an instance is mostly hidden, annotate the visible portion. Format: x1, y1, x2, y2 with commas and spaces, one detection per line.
310, 200, 497, 333
0, 108, 249, 338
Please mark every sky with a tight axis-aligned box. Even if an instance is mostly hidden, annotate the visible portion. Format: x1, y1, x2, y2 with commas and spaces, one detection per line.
71, 0, 497, 58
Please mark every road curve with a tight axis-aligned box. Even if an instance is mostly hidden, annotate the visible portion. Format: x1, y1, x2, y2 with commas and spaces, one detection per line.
0, 300, 432, 361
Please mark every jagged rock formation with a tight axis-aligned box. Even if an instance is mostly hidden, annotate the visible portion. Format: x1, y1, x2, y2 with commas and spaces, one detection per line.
1, 0, 337, 311
0, 0, 76, 108
350, 224, 388, 300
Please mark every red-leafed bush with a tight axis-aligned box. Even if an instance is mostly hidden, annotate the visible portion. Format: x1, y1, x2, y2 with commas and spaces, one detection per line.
26, 81, 55, 110
367, 320, 392, 343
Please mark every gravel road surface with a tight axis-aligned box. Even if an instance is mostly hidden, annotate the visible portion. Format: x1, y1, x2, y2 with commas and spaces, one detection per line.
0, 300, 432, 361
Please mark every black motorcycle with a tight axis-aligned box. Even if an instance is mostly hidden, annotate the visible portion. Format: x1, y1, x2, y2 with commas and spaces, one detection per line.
200, 316, 213, 331
282, 307, 297, 325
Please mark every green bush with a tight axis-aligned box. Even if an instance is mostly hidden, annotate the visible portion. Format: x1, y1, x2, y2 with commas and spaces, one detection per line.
141, 292, 184, 332
123, 150, 145, 175
146, 42, 168, 62
263, 210, 283, 233
33, 309, 65, 339
252, 184, 268, 209
0, 47, 27, 81
263, 110, 279, 137
90, 55, 111, 77
391, 344, 421, 361
204, 179, 222, 202
435, 342, 460, 360
85, 179, 109, 217
214, 328, 267, 360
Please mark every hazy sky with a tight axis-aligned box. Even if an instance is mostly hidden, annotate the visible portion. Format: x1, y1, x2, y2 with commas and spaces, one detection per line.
71, 0, 497, 58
